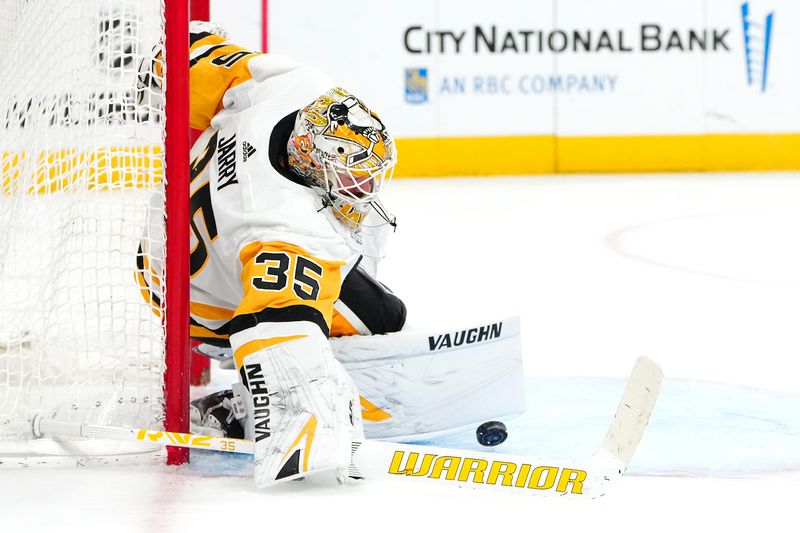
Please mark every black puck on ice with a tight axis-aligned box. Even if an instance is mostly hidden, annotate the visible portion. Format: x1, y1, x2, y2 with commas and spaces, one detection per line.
476, 421, 507, 447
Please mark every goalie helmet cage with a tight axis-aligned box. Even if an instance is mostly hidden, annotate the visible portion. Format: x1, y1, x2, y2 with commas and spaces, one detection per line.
0, 0, 190, 465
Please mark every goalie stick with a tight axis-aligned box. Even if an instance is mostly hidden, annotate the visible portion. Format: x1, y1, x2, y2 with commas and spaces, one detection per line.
31, 356, 662, 498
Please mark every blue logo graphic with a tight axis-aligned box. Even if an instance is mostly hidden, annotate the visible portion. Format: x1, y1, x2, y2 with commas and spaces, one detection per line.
741, 2, 774, 92
405, 68, 428, 104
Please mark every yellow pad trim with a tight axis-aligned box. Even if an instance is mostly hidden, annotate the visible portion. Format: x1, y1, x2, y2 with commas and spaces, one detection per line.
233, 335, 307, 369
360, 396, 392, 422
280, 414, 317, 474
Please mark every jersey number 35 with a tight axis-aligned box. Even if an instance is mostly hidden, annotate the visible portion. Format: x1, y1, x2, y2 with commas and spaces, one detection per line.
251, 252, 323, 301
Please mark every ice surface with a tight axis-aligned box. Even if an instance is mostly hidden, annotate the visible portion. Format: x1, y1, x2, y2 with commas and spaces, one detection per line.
2, 173, 799, 532
416, 377, 800, 476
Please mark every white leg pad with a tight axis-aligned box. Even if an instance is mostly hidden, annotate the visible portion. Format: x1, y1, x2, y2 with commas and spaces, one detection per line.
234, 326, 362, 488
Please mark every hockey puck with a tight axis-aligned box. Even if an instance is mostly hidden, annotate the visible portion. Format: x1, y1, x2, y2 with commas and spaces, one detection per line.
476, 421, 507, 447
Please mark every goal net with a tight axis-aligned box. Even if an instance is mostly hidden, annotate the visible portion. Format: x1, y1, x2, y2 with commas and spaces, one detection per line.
0, 0, 185, 463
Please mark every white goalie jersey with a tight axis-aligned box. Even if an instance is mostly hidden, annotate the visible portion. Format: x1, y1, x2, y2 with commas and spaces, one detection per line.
138, 29, 370, 485
181, 71, 364, 349
138, 30, 364, 351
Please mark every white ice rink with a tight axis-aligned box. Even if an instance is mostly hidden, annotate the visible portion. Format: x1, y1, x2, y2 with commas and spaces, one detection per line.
2, 172, 799, 532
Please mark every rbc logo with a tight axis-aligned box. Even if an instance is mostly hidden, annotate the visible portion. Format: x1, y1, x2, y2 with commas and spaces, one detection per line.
405, 68, 428, 104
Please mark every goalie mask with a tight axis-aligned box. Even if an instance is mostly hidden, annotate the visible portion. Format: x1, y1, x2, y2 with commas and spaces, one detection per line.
287, 87, 397, 213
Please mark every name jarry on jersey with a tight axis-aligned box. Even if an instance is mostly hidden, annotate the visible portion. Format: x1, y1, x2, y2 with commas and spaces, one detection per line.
217, 133, 238, 190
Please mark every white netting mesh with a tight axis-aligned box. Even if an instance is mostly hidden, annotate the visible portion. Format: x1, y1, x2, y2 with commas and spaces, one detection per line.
0, 0, 168, 458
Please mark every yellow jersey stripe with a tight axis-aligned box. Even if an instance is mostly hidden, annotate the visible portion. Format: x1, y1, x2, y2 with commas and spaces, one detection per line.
134, 271, 162, 318
190, 301, 235, 321
190, 323, 230, 341
189, 32, 259, 131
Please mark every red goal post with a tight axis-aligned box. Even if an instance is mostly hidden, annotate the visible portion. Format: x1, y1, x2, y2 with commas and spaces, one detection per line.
164, 0, 191, 466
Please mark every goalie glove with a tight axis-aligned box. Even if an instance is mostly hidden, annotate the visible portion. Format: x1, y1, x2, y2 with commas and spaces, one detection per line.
189, 389, 245, 439
233, 325, 364, 487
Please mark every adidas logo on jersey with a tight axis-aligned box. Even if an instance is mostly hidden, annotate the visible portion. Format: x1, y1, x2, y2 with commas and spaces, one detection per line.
243, 141, 257, 162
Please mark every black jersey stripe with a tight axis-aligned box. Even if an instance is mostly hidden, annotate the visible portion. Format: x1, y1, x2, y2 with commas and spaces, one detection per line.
229, 305, 330, 338
191, 131, 217, 182
190, 316, 230, 335
189, 43, 228, 67
190, 31, 213, 46
191, 335, 231, 348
